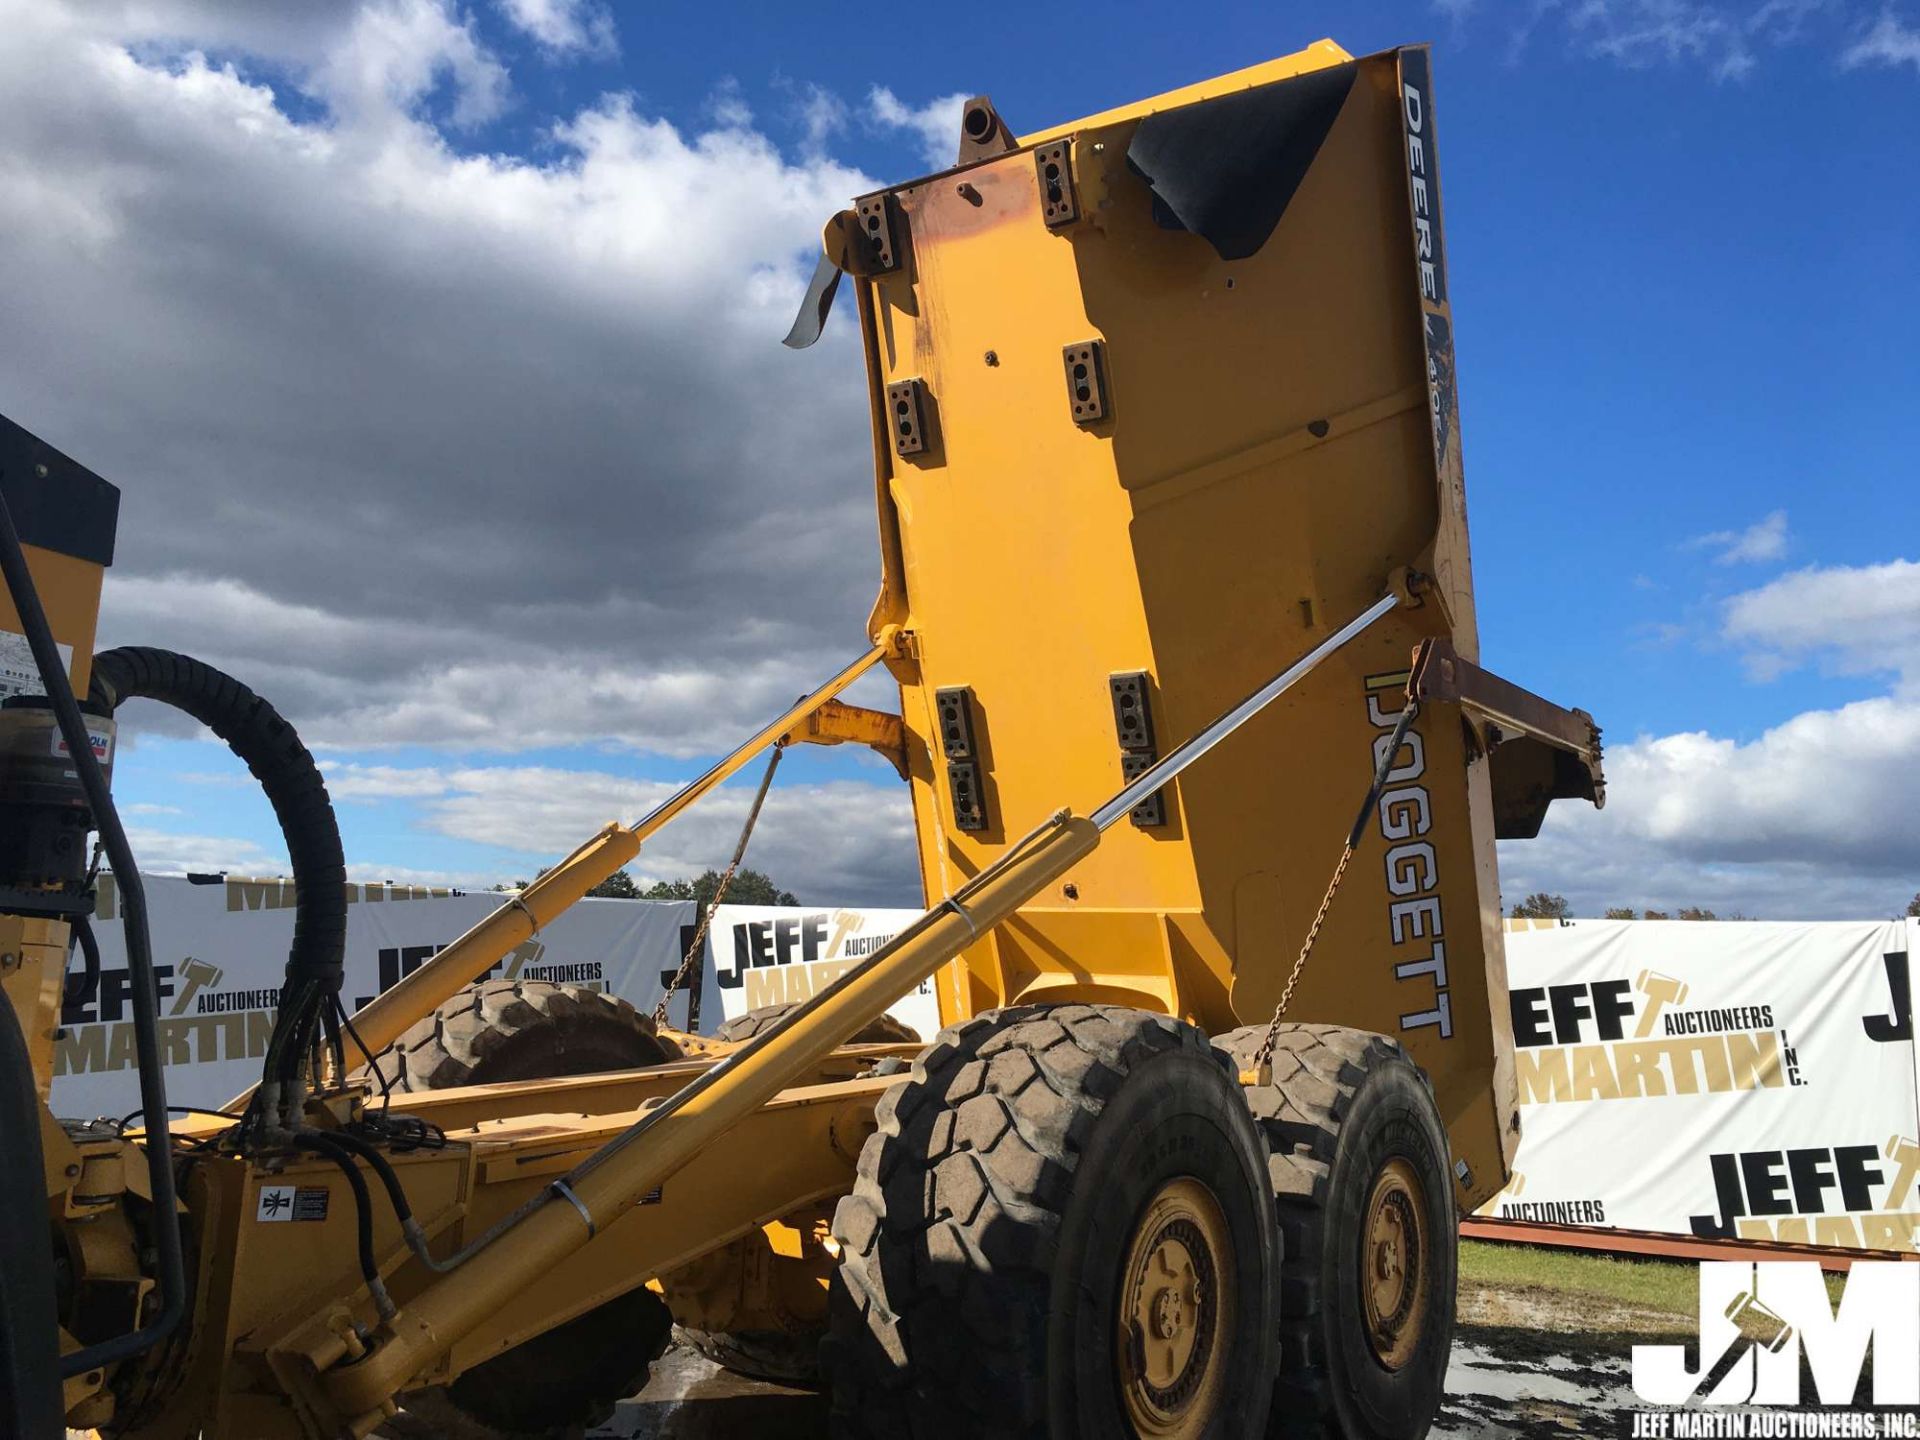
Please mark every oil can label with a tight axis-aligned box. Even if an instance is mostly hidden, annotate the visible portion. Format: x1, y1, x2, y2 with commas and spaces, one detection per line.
256, 1184, 331, 1222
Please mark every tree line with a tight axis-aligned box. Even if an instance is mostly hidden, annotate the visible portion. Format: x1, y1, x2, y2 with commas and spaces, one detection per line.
1509, 893, 1747, 921
493, 867, 798, 908
1514, 891, 1920, 922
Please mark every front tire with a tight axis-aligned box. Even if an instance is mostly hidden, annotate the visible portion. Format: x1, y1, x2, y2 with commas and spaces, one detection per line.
384, 1288, 670, 1440
372, 977, 679, 1093
714, 1001, 921, 1047
371, 979, 678, 1439
1212, 1024, 1456, 1440
828, 1003, 1279, 1439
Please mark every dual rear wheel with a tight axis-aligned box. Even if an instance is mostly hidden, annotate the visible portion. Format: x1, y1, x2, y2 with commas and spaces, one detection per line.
829, 1007, 1456, 1440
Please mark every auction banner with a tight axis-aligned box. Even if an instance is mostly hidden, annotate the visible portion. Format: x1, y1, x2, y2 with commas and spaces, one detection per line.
50, 874, 695, 1119
1479, 917, 1920, 1254
703, 903, 939, 1041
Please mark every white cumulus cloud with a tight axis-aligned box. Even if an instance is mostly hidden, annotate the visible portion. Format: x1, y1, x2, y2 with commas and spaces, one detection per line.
1504, 555, 1920, 919
1843, 9, 1920, 70
496, 0, 616, 58
1688, 509, 1789, 565
868, 85, 968, 171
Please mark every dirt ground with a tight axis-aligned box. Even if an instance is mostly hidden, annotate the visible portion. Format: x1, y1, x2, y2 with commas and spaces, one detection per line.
590, 1336, 1643, 1439
589, 1273, 1660, 1438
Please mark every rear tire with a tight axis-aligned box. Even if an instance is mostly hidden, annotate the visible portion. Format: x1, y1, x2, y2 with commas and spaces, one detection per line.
373, 979, 678, 1440
827, 1003, 1279, 1439
1212, 1024, 1456, 1440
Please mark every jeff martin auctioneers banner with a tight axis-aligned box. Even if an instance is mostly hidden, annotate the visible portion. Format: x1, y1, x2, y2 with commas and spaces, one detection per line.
50, 877, 1920, 1256
1478, 917, 1920, 1255
49, 873, 695, 1119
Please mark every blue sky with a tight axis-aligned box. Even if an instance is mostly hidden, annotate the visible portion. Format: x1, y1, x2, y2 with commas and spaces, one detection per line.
3, 0, 1916, 916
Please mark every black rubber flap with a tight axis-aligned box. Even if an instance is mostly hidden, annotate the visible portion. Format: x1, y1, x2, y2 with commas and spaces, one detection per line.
0, 412, 119, 567
783, 250, 843, 349
1126, 62, 1357, 261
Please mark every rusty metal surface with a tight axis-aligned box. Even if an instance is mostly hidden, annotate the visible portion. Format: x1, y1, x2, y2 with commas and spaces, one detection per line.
1408, 637, 1601, 767
955, 96, 1017, 165
1407, 637, 1605, 839
784, 698, 908, 780
1459, 1217, 1915, 1273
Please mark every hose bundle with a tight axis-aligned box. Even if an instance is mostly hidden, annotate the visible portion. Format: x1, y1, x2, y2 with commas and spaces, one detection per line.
88, 648, 347, 1134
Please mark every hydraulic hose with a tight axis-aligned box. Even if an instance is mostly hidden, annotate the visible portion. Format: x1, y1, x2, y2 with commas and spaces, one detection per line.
63, 911, 101, 1008
0, 491, 188, 1379
87, 647, 348, 1127
293, 1131, 396, 1321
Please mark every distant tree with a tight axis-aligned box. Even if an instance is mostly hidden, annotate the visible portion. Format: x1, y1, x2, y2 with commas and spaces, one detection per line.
1642, 908, 1670, 920
1676, 906, 1718, 922
490, 880, 529, 892
1510, 892, 1570, 920
1908, 893, 1920, 919
1603, 907, 1637, 920
587, 869, 640, 899
641, 867, 798, 910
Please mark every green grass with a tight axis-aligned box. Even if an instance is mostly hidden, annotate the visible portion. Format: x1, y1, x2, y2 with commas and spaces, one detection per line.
1460, 1240, 1847, 1321
1460, 1240, 1700, 1317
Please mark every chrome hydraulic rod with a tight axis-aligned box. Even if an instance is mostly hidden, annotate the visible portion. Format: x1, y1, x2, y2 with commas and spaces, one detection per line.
1091, 590, 1400, 829
315, 593, 1402, 1427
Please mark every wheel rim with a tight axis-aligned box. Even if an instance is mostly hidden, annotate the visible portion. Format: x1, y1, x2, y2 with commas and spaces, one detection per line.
1117, 1177, 1232, 1438
1360, 1156, 1430, 1371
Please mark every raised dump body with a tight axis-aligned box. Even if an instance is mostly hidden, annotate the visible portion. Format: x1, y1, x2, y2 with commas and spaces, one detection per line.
838, 40, 1599, 1209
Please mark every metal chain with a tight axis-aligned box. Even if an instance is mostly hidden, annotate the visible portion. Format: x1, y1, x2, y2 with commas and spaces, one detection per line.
1249, 700, 1421, 1078
652, 744, 784, 1028
1250, 843, 1357, 1075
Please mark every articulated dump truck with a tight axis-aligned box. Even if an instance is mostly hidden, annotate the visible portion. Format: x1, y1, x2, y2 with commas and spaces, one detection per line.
0, 38, 1603, 1440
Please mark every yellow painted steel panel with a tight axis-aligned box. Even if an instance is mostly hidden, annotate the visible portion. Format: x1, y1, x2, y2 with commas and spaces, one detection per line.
852, 44, 1516, 1202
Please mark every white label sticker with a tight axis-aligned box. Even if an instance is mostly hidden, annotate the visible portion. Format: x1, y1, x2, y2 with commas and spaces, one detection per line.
0, 629, 74, 701
52, 724, 113, 765
256, 1184, 329, 1222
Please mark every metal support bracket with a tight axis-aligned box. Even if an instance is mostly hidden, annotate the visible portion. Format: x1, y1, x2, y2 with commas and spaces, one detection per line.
1034, 140, 1077, 227
886, 378, 927, 457
957, 96, 1017, 165
1109, 672, 1164, 828
783, 699, 909, 781
1407, 637, 1605, 839
934, 686, 988, 832
1064, 340, 1110, 425
854, 192, 899, 271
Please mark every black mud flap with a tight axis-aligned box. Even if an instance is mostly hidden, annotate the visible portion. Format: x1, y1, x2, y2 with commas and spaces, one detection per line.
1124, 62, 1356, 260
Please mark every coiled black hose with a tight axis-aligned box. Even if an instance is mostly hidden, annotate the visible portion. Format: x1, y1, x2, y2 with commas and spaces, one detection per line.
87, 648, 347, 1127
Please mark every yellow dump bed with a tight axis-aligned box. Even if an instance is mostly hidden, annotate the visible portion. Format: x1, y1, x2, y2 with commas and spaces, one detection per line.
830, 41, 1598, 1205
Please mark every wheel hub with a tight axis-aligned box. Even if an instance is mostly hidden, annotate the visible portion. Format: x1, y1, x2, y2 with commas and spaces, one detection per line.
1118, 1178, 1231, 1439
1360, 1156, 1430, 1371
